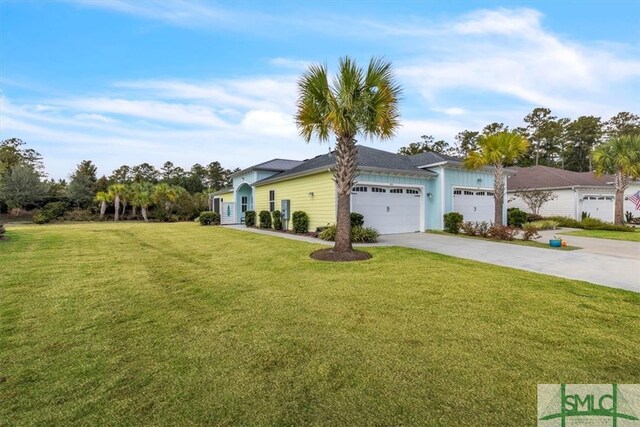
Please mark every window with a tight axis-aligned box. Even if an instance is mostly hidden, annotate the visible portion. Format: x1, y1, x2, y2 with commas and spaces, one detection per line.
464, 190, 474, 195
353, 186, 367, 192
371, 187, 386, 193
486, 192, 494, 196
269, 190, 275, 212
453, 190, 462, 195
406, 189, 419, 195
390, 188, 403, 194
476, 191, 485, 196
241, 196, 248, 213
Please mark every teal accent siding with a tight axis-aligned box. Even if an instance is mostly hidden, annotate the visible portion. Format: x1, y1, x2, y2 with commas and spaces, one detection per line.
442, 167, 507, 226
256, 170, 279, 181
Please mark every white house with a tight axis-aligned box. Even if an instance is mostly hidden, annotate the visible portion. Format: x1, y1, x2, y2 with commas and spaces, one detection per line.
507, 165, 640, 222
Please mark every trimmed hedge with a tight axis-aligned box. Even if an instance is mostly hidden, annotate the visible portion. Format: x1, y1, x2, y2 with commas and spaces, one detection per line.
244, 211, 256, 227
443, 212, 464, 234
543, 216, 635, 232
258, 210, 272, 229
350, 212, 364, 227
199, 211, 220, 225
292, 211, 309, 234
318, 224, 380, 243
507, 208, 528, 228
272, 210, 282, 231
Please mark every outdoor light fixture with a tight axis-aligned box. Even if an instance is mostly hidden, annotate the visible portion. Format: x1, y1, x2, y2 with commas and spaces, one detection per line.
477, 178, 483, 184
427, 192, 433, 198
308, 192, 314, 197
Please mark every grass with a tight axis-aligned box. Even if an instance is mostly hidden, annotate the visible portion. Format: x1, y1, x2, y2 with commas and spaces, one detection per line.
1, 222, 638, 426
561, 228, 640, 242
427, 230, 581, 250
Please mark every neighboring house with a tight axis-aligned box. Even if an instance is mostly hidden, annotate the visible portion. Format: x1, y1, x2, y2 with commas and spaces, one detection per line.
211, 146, 504, 233
507, 165, 640, 222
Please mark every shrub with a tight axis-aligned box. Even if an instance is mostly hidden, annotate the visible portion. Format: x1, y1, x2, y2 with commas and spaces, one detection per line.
272, 210, 282, 230
244, 211, 256, 227
32, 201, 68, 224
351, 226, 380, 243
258, 210, 272, 229
521, 224, 541, 241
318, 224, 336, 241
488, 224, 517, 240
63, 209, 96, 222
544, 216, 582, 228
460, 221, 477, 236
526, 213, 543, 222
507, 208, 528, 228
525, 220, 559, 230
625, 211, 634, 223
443, 212, 464, 234
476, 221, 490, 238
581, 211, 591, 220
319, 224, 380, 243
350, 212, 364, 227
585, 223, 635, 232
292, 211, 309, 234
0, 224, 5, 240
199, 211, 220, 226
580, 217, 606, 229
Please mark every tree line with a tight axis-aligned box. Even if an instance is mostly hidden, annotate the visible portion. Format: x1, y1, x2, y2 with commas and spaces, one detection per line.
0, 138, 239, 221
398, 109, 640, 172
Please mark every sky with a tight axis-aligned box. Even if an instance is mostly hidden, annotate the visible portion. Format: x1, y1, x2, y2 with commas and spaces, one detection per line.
1, 0, 639, 179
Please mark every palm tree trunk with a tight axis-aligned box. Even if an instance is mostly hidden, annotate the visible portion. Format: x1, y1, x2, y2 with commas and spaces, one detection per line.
100, 201, 106, 219
614, 171, 628, 225
114, 195, 120, 221
493, 163, 505, 225
141, 207, 148, 222
121, 201, 127, 218
333, 135, 358, 253
132, 206, 137, 220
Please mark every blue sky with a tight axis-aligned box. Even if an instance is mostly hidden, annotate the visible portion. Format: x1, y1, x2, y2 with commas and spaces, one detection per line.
1, 0, 639, 179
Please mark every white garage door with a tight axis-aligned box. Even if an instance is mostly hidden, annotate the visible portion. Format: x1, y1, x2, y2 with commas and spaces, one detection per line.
582, 195, 613, 222
452, 189, 494, 223
351, 186, 421, 234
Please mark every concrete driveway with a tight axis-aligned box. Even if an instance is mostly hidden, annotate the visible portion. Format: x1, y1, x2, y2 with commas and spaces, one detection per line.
538, 228, 640, 259
379, 232, 639, 293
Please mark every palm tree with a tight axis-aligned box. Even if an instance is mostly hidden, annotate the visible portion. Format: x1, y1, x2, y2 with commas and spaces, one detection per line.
295, 57, 401, 254
593, 135, 640, 225
131, 182, 153, 222
95, 191, 112, 219
464, 131, 529, 226
108, 183, 125, 221
120, 183, 135, 219
152, 183, 180, 218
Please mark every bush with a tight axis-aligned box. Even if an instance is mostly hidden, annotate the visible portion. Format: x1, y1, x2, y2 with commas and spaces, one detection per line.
319, 224, 379, 243
351, 226, 379, 243
350, 212, 364, 227
63, 209, 97, 222
521, 224, 541, 241
244, 211, 256, 227
32, 201, 68, 224
460, 221, 476, 236
460, 221, 491, 237
199, 211, 220, 226
0, 224, 5, 240
258, 210, 272, 229
507, 208, 528, 228
526, 213, 543, 222
292, 211, 309, 234
625, 211, 634, 223
488, 224, 518, 240
443, 212, 464, 234
544, 216, 582, 228
272, 210, 282, 230
525, 220, 559, 230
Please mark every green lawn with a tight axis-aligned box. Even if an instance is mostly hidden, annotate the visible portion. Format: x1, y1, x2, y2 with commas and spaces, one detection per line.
1, 223, 638, 425
561, 228, 640, 242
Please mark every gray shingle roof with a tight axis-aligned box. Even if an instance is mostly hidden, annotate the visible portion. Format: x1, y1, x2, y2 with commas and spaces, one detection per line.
507, 166, 613, 191
409, 151, 463, 166
254, 145, 436, 185
231, 158, 303, 177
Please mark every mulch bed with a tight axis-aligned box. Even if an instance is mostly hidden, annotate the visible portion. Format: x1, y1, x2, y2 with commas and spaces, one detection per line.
310, 248, 372, 262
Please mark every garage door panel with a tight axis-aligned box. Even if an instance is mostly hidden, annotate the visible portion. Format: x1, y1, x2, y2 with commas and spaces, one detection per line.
452, 189, 494, 223
352, 186, 421, 234
582, 196, 613, 222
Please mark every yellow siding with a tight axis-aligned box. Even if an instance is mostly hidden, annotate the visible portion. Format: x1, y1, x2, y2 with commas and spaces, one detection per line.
255, 171, 336, 230
217, 191, 234, 203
